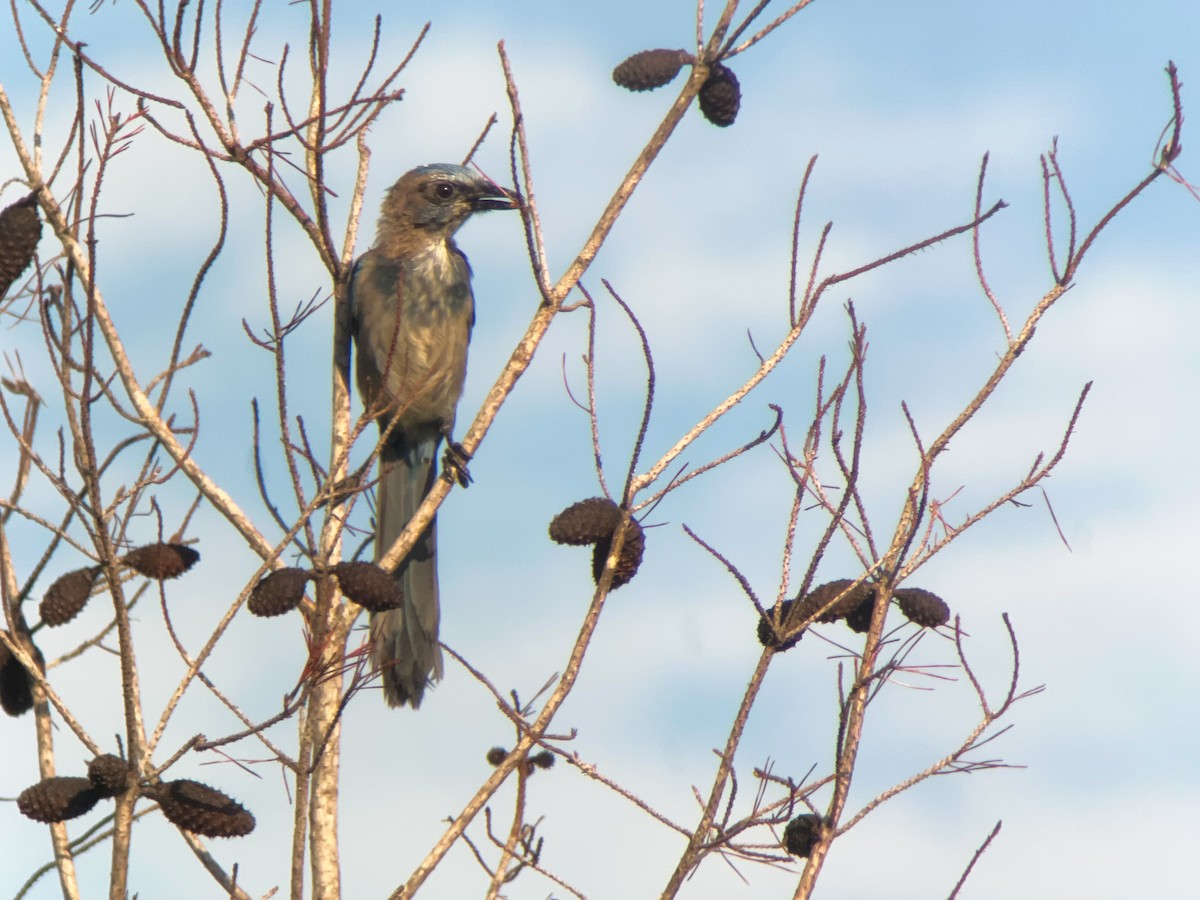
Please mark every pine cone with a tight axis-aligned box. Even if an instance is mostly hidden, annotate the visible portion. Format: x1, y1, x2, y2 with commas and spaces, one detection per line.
783, 814, 822, 858
806, 579, 872, 622
845, 592, 877, 633
486, 746, 508, 766
896, 587, 950, 628
613, 49, 690, 92
332, 561, 402, 612
0, 193, 41, 297
88, 754, 132, 797
0, 633, 42, 717
698, 63, 741, 127
18, 777, 103, 823
143, 779, 255, 838
528, 750, 555, 770
123, 542, 199, 580
247, 567, 310, 617
591, 518, 645, 589
757, 602, 790, 650
757, 596, 820, 651
549, 497, 621, 546
40, 566, 101, 626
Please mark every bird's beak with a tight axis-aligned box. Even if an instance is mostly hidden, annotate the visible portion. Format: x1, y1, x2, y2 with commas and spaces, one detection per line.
472, 183, 520, 212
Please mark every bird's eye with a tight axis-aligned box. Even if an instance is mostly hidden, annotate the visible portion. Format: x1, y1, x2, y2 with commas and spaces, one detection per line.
433, 182, 456, 200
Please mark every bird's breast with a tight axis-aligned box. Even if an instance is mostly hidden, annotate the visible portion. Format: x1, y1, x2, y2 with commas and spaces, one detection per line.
353, 244, 475, 431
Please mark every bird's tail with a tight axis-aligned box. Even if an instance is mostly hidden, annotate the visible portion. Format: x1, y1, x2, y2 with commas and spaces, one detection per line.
370, 434, 443, 708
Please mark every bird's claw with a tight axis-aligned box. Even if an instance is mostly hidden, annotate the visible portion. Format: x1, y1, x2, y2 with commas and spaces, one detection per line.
442, 441, 472, 487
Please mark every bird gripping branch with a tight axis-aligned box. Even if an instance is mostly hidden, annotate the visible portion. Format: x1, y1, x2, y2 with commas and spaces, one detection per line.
350, 164, 517, 707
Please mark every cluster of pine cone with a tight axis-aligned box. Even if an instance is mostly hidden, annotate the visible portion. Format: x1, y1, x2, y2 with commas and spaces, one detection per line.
549, 497, 645, 588
19, 757, 254, 838
11, 541, 254, 838
758, 579, 952, 651
612, 48, 742, 127
246, 560, 404, 617
4, 542, 201, 717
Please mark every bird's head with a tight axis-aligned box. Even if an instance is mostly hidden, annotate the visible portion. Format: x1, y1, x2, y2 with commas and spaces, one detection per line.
378, 164, 518, 244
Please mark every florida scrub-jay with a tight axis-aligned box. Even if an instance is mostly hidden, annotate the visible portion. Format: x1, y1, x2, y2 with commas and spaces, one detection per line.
350, 164, 516, 707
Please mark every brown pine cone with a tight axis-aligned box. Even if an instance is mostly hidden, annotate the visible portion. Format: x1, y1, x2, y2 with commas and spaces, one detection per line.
0, 193, 41, 297
123, 542, 199, 580
698, 63, 741, 126
805, 579, 873, 622
40, 566, 101, 626
143, 779, 255, 838
845, 592, 877, 633
247, 567, 311, 617
896, 587, 951, 628
88, 754, 132, 797
613, 49, 690, 92
332, 561, 403, 612
18, 777, 103, 823
757, 595, 823, 650
0, 634, 43, 717
528, 750, 555, 770
549, 497, 621, 546
591, 518, 645, 589
757, 600, 795, 651
783, 814, 823, 858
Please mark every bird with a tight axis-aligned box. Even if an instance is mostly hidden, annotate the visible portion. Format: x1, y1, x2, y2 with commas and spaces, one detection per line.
349, 164, 517, 708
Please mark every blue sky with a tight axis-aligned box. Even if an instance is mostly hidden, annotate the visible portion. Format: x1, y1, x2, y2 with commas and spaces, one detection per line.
2, 1, 1198, 897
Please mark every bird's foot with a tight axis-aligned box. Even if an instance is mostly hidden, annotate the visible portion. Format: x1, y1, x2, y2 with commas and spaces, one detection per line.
442, 441, 473, 487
